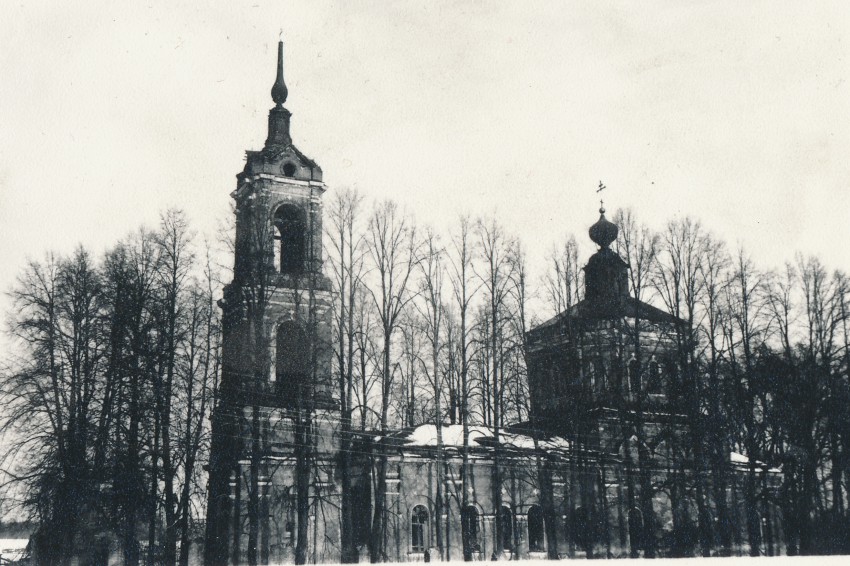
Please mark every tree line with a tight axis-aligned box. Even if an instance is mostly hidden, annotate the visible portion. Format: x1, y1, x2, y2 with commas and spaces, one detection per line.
1, 211, 220, 566
4, 191, 850, 563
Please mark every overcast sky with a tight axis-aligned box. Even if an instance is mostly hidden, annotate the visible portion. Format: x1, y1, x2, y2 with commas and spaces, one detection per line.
1, 1, 849, 336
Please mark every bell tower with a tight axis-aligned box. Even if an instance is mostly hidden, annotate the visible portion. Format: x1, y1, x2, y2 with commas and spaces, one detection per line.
226, 37, 334, 409
205, 39, 336, 566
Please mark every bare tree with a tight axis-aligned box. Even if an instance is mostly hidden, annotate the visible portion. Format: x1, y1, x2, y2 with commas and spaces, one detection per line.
150, 209, 195, 566
2, 249, 106, 566
542, 234, 582, 318
364, 200, 420, 562
325, 188, 366, 563
474, 215, 517, 557
510, 241, 561, 559
763, 261, 806, 553
653, 216, 713, 556
445, 215, 480, 560
833, 271, 850, 522
395, 317, 425, 427
614, 208, 661, 558
353, 283, 381, 432
415, 227, 448, 559
177, 245, 221, 566
724, 247, 772, 555
107, 229, 162, 566
787, 254, 841, 554
697, 235, 732, 556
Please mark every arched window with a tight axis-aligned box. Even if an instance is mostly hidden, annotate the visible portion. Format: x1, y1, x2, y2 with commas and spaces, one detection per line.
586, 361, 596, 389
461, 506, 480, 555
276, 321, 309, 406
281, 487, 296, 547
274, 205, 307, 274
646, 358, 662, 394
628, 358, 641, 393
499, 506, 514, 551
571, 506, 595, 550
665, 361, 678, 383
411, 505, 429, 553
527, 505, 545, 552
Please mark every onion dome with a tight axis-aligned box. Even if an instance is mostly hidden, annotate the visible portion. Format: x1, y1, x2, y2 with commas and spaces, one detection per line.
271, 40, 288, 106
588, 206, 618, 248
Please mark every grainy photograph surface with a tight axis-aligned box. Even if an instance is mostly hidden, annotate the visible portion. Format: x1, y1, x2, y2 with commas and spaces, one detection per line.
1, 2, 849, 565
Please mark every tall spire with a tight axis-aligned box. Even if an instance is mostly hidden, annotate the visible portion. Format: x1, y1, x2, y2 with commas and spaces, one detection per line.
265, 34, 292, 148
271, 35, 288, 107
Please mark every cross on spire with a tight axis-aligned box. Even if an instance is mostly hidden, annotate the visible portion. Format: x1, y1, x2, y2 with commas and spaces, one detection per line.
597, 180, 606, 213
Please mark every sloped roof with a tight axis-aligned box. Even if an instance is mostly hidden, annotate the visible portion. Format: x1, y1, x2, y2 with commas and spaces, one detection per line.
534, 296, 682, 333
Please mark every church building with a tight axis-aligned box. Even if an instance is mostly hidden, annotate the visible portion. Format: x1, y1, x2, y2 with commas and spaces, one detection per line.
204, 41, 783, 565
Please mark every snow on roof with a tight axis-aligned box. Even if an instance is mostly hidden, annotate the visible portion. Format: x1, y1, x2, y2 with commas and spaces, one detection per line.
401, 424, 570, 452
730, 451, 781, 473
405, 424, 489, 447
730, 451, 749, 464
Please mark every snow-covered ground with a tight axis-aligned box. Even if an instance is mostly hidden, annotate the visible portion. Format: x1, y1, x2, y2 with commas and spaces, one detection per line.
0, 538, 28, 562
265, 558, 849, 566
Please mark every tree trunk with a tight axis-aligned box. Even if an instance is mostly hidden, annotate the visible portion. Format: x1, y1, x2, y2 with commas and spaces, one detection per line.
745, 451, 762, 555
369, 451, 388, 562
148, 408, 160, 565
295, 406, 311, 565
232, 463, 242, 565
247, 404, 261, 566
369, 337, 392, 563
